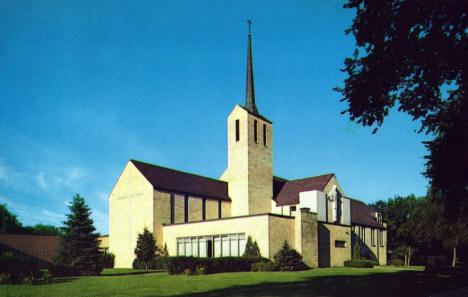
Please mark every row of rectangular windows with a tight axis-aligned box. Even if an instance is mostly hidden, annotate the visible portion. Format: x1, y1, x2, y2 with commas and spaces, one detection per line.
170, 193, 222, 224
235, 119, 267, 146
177, 233, 246, 258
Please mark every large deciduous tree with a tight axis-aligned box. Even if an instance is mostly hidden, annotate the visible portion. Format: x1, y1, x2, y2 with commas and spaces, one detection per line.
52, 194, 103, 276
336, 0, 468, 218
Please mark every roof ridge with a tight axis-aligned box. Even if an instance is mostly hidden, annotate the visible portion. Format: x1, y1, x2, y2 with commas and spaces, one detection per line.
289, 173, 335, 183
130, 159, 227, 184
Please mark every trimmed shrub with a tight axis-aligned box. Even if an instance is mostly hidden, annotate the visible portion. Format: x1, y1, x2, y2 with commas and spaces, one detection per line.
166, 256, 270, 275
100, 252, 115, 268
132, 259, 146, 270
391, 259, 405, 267
252, 261, 277, 272
344, 260, 376, 268
274, 241, 308, 271
0, 251, 41, 284
243, 236, 261, 257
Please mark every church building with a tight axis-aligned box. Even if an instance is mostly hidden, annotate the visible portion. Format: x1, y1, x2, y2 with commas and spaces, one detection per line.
108, 26, 387, 268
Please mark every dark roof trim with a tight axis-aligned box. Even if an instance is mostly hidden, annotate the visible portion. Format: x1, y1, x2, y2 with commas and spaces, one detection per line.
163, 212, 294, 226
238, 105, 272, 124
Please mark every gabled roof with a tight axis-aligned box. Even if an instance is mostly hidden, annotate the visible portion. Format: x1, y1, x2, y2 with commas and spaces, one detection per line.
273, 173, 334, 206
349, 198, 383, 228
130, 160, 230, 201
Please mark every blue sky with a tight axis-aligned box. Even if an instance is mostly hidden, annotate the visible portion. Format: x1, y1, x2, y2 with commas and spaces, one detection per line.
0, 0, 430, 235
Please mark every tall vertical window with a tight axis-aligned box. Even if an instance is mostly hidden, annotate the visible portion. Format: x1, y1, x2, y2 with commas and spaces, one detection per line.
263, 124, 267, 146
184, 195, 189, 223
170, 193, 175, 224
202, 198, 206, 220
218, 200, 222, 219
371, 228, 376, 246
254, 120, 258, 142
235, 120, 240, 141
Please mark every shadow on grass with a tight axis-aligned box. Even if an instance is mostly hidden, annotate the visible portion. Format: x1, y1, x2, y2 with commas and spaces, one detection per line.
100, 270, 165, 277
173, 269, 468, 297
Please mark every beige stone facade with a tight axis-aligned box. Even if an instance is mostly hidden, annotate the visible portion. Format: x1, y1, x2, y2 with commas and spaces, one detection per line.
108, 32, 387, 268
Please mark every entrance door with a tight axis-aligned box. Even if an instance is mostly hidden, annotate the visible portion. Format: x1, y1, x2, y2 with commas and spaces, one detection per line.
207, 239, 213, 258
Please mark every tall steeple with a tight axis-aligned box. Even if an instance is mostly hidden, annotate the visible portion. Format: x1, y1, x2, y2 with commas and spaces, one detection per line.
245, 19, 259, 115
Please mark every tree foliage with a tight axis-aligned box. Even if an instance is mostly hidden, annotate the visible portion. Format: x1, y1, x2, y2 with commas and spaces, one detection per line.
370, 195, 468, 267
243, 236, 261, 257
0, 204, 60, 235
0, 204, 23, 234
337, 0, 468, 218
52, 194, 102, 276
134, 228, 160, 270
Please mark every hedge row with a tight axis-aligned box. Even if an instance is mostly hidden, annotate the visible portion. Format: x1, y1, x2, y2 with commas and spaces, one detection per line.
133, 256, 167, 270
166, 256, 270, 275
344, 260, 376, 268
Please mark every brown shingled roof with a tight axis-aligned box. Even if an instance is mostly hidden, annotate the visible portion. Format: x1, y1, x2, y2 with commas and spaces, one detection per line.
130, 160, 230, 201
273, 173, 334, 206
349, 198, 383, 228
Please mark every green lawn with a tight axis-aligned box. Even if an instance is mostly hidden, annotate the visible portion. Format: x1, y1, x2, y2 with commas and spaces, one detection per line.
1, 266, 466, 297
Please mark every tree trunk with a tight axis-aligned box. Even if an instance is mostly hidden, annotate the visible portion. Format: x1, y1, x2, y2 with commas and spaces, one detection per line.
404, 254, 408, 266
407, 246, 412, 266
452, 246, 457, 267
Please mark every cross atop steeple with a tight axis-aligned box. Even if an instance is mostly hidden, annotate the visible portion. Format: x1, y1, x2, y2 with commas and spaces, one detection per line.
245, 19, 259, 115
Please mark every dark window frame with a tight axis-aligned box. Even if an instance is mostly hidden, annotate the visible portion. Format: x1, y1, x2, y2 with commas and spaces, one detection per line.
202, 198, 206, 220
263, 124, 267, 146
170, 193, 175, 224
235, 120, 240, 141
184, 194, 189, 223
335, 240, 346, 248
218, 200, 222, 219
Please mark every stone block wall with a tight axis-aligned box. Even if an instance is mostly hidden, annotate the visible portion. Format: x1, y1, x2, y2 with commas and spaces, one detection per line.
318, 222, 351, 267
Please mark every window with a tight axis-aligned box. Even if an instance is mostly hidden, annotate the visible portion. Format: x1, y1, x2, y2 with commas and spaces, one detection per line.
170, 193, 175, 224
254, 120, 258, 142
335, 240, 346, 248
263, 124, 267, 146
371, 228, 376, 246
218, 200, 222, 218
289, 206, 296, 216
177, 233, 246, 257
184, 195, 189, 223
379, 230, 385, 247
235, 120, 240, 141
202, 198, 206, 220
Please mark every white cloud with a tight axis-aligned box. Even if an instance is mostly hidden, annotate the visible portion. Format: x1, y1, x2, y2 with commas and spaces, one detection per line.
36, 172, 47, 190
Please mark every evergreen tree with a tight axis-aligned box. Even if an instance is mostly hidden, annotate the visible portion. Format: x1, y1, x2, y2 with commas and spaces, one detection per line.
52, 194, 103, 276
134, 228, 160, 270
243, 236, 261, 257
273, 241, 306, 271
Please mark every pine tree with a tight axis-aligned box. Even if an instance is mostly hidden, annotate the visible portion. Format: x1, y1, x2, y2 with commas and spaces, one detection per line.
52, 194, 103, 276
134, 228, 159, 270
243, 235, 261, 257
273, 241, 306, 271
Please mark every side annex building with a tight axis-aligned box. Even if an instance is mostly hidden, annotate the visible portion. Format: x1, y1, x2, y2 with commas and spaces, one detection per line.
108, 29, 387, 268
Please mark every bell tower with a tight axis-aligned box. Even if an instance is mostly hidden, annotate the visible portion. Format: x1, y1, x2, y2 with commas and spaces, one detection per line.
221, 20, 273, 216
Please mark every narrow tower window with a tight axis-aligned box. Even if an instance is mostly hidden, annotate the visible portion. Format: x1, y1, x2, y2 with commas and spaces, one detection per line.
235, 120, 240, 141
263, 124, 267, 146
254, 120, 258, 142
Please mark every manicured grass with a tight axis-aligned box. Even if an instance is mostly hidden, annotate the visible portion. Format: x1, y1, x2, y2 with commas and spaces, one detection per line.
1, 266, 466, 297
